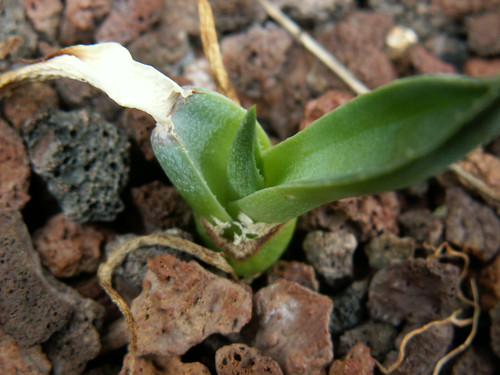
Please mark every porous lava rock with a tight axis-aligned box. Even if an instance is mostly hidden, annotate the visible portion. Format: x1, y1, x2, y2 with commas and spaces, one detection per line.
398, 208, 444, 247
32, 213, 104, 278
490, 301, 500, 358
479, 255, 500, 309
254, 279, 333, 375
466, 11, 500, 56
0, 118, 30, 210
329, 343, 375, 375
23, 108, 129, 222
131, 253, 252, 356
364, 233, 416, 271
266, 260, 319, 292
368, 258, 460, 325
216, 343, 283, 375
445, 187, 500, 262
303, 229, 357, 285
330, 280, 369, 335
23, 0, 63, 41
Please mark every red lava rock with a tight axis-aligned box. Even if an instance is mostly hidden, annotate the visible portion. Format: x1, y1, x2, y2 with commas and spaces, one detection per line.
450, 347, 497, 375
464, 57, 500, 77
299, 90, 355, 131
432, 0, 500, 19
267, 260, 319, 292
408, 45, 457, 74
131, 253, 252, 356
119, 108, 156, 161
398, 208, 444, 247
0, 118, 30, 211
300, 193, 400, 242
254, 279, 333, 375
222, 22, 310, 139
313, 11, 396, 91
32, 213, 104, 278
384, 324, 453, 375
119, 354, 210, 375
23, 0, 63, 41
364, 233, 416, 271
490, 301, 500, 358
127, 28, 191, 77
2, 82, 60, 131
303, 230, 357, 285
329, 343, 375, 375
216, 343, 284, 375
131, 181, 192, 232
466, 11, 500, 56
0, 326, 52, 375
368, 258, 460, 326
478, 255, 500, 310
95, 0, 162, 44
59, 0, 113, 45
338, 321, 397, 361
445, 187, 500, 262
210, 0, 266, 32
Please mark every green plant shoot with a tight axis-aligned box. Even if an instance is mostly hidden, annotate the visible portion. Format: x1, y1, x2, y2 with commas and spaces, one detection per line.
1, 43, 499, 276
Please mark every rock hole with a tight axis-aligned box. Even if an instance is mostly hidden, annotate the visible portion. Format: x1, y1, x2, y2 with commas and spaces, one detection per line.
234, 353, 241, 361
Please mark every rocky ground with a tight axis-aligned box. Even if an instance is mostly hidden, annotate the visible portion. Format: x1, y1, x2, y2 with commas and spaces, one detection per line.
0, 0, 499, 374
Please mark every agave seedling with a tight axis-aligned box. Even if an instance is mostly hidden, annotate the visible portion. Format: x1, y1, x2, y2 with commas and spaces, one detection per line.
1, 43, 499, 276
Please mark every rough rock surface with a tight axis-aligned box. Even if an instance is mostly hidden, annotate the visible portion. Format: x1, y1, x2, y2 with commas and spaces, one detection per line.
329, 343, 375, 375
364, 233, 416, 271
23, 109, 129, 222
398, 208, 444, 247
0, 326, 52, 375
222, 22, 309, 139
385, 324, 453, 375
2, 83, 60, 131
131, 181, 192, 233
465, 57, 500, 77
119, 354, 210, 375
368, 258, 460, 325
432, 0, 500, 19
0, 210, 73, 346
59, 0, 113, 45
216, 343, 283, 375
0, 209, 104, 375
479, 255, 500, 310
33, 213, 104, 278
0, 118, 31, 210
303, 229, 357, 285
466, 12, 500, 56
490, 301, 500, 358
95, 0, 162, 44
450, 347, 497, 375
131, 254, 252, 356
299, 90, 355, 131
23, 0, 63, 41
330, 280, 369, 335
254, 279, 333, 375
266, 260, 319, 292
0, 0, 37, 69
408, 45, 457, 74
445, 187, 500, 262
338, 321, 397, 361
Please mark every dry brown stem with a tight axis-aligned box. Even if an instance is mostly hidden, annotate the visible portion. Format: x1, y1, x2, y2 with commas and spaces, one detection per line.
198, 0, 240, 104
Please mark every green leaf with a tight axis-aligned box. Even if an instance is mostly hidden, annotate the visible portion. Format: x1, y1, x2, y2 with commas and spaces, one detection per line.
151, 88, 271, 221
228, 75, 500, 223
227, 106, 264, 200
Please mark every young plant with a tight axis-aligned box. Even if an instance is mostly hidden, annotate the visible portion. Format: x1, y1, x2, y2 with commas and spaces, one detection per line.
1, 43, 499, 277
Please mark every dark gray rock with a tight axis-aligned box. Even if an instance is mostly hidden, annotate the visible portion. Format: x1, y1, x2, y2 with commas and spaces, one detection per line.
24, 109, 129, 222
330, 280, 369, 335
364, 233, 415, 271
491, 301, 500, 358
399, 208, 444, 247
338, 321, 397, 361
0, 209, 72, 346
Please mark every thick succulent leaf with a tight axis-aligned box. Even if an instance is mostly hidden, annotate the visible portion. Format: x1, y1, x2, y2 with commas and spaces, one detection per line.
152, 88, 271, 220
229, 75, 500, 223
227, 106, 264, 200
